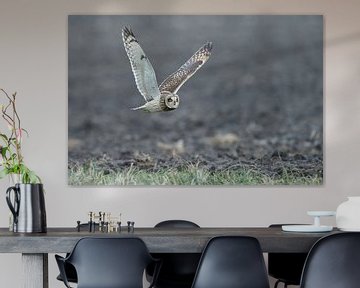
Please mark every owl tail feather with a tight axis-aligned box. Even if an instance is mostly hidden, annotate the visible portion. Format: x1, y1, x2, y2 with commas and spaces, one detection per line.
131, 104, 146, 111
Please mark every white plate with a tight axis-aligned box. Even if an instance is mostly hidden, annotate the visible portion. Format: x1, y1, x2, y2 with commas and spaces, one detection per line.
282, 225, 333, 232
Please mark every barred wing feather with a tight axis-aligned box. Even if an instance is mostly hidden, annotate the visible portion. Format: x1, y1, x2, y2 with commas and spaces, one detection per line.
159, 42, 212, 94
122, 27, 160, 102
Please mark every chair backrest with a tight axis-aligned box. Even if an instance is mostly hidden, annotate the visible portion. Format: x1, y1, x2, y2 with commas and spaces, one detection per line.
191, 236, 270, 288
150, 220, 201, 287
67, 237, 154, 288
155, 220, 200, 228
300, 232, 360, 288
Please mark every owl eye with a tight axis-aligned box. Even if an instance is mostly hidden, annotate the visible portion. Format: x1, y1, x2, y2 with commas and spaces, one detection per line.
167, 98, 173, 102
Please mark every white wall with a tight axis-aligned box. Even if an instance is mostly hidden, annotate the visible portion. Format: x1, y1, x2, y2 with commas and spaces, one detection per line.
0, 0, 360, 287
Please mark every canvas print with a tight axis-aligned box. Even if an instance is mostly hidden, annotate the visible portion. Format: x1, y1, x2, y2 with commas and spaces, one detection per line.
68, 15, 323, 186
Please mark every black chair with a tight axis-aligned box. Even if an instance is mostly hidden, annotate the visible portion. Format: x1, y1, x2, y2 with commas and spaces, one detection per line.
56, 223, 99, 284
191, 236, 270, 288
147, 220, 201, 288
300, 232, 360, 288
56, 262, 77, 284
268, 224, 308, 288
55, 237, 160, 288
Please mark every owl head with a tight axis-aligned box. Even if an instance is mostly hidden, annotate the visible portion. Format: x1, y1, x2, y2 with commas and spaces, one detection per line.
164, 93, 180, 109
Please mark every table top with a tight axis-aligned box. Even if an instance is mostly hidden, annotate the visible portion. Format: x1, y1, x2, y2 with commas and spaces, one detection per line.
0, 227, 340, 254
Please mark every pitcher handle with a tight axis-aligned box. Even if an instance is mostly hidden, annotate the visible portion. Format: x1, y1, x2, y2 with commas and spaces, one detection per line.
6, 186, 20, 224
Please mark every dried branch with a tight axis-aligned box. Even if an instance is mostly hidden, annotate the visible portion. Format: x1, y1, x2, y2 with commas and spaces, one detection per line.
0, 88, 39, 183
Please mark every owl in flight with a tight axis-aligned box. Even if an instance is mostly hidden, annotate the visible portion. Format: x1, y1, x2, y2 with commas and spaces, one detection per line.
122, 26, 212, 112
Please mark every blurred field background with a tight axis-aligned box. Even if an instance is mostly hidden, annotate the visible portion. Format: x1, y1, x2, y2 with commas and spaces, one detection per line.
68, 15, 323, 185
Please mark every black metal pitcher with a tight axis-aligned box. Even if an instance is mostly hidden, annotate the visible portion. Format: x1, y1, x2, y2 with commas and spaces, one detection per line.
6, 183, 47, 233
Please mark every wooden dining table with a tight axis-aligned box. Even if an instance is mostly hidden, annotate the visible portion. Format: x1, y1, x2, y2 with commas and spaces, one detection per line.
0, 226, 339, 288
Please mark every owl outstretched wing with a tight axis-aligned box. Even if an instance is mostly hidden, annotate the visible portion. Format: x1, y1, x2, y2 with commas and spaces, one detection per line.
122, 27, 160, 102
159, 42, 212, 94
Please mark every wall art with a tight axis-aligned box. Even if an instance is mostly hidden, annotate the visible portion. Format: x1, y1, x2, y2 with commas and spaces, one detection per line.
68, 15, 323, 185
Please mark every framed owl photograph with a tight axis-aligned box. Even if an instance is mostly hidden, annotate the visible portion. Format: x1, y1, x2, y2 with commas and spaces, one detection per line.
68, 15, 323, 186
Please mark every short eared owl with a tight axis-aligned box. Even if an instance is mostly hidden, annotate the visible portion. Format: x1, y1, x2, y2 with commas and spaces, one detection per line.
122, 26, 212, 112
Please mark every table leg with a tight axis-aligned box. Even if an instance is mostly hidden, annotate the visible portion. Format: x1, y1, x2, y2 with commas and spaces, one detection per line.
22, 253, 48, 288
